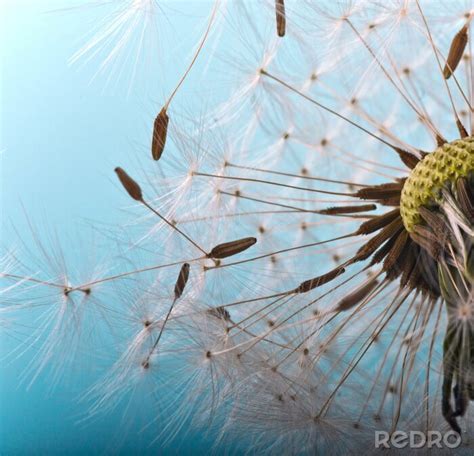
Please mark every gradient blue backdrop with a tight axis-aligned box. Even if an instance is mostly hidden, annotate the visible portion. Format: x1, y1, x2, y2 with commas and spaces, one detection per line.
1, 1, 226, 454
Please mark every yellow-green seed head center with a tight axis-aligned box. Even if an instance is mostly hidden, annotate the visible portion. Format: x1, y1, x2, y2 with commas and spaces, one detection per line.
400, 137, 474, 232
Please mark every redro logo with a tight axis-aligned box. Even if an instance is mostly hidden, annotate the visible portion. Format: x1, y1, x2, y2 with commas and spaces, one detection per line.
374, 431, 461, 449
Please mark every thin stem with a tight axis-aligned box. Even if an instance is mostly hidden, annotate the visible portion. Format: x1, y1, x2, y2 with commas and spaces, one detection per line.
1, 273, 64, 290
415, 0, 467, 129
219, 190, 367, 216
260, 69, 401, 151
194, 172, 355, 196
69, 257, 201, 292
204, 233, 355, 271
345, 18, 443, 140
226, 163, 366, 187
141, 199, 208, 256
145, 296, 179, 364
164, 0, 220, 109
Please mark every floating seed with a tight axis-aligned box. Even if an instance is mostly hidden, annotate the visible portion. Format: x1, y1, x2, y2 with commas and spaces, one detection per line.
443, 23, 469, 79
151, 107, 169, 161
208, 237, 257, 259
114, 167, 143, 201
174, 263, 190, 299
275, 0, 286, 37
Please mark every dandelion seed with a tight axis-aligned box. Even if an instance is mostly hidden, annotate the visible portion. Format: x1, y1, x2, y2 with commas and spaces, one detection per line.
174, 262, 190, 299
151, 107, 169, 161
115, 166, 143, 201
208, 236, 257, 259
9, 1, 474, 453
295, 267, 346, 293
319, 204, 376, 215
148, 0, 221, 161
114, 166, 207, 255
336, 278, 379, 312
147, 263, 190, 357
275, 0, 286, 37
443, 22, 469, 79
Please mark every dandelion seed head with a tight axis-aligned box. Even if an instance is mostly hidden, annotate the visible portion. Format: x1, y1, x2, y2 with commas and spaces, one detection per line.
5, 0, 474, 452
400, 137, 474, 232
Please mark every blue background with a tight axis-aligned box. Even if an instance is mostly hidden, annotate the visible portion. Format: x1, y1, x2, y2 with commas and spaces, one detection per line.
1, 1, 225, 454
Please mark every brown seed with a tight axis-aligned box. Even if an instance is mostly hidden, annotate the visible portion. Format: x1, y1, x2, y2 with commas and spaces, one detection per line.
410, 227, 443, 261
435, 134, 447, 147
354, 217, 403, 262
382, 230, 409, 271
393, 147, 420, 170
295, 266, 345, 293
336, 278, 379, 311
356, 182, 404, 201
114, 167, 143, 201
207, 306, 231, 321
208, 237, 257, 259
406, 260, 422, 291
418, 207, 447, 236
443, 23, 469, 79
275, 0, 286, 37
399, 244, 417, 287
384, 246, 407, 281
371, 234, 399, 266
456, 118, 469, 138
380, 195, 402, 207
151, 107, 169, 161
456, 178, 474, 220
319, 204, 376, 215
357, 208, 400, 235
174, 263, 190, 299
